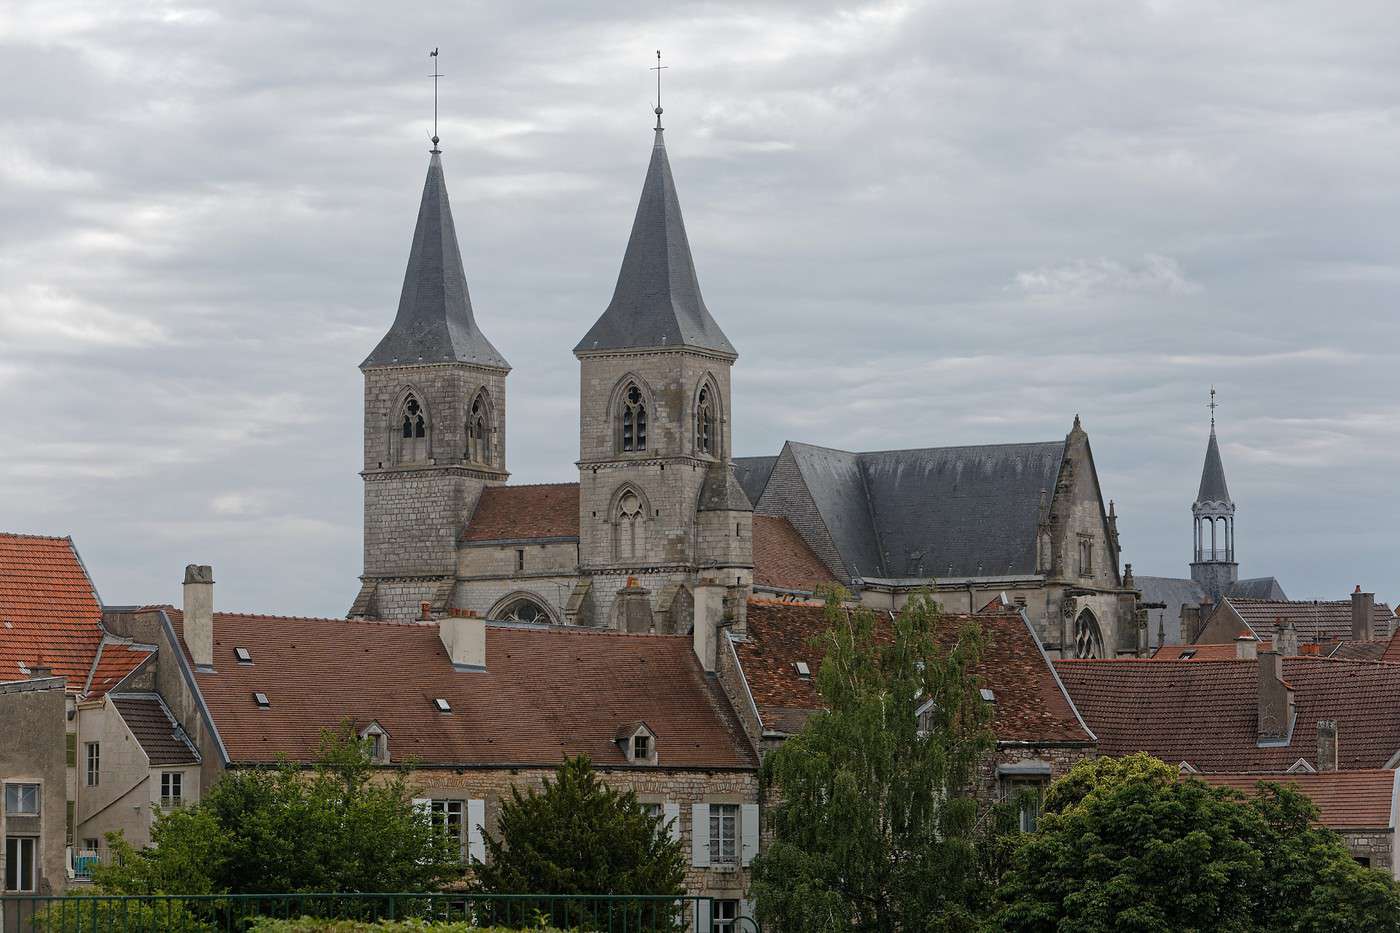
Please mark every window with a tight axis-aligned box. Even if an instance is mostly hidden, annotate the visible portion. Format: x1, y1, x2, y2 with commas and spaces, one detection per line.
431, 800, 466, 861
160, 772, 183, 808
4, 836, 36, 892
515, 549, 525, 573
1007, 779, 1044, 833
253, 692, 270, 708
641, 802, 662, 820
711, 899, 738, 933
615, 490, 645, 561
467, 392, 491, 464
620, 383, 648, 452
1077, 536, 1093, 576
695, 384, 716, 456
794, 661, 811, 679
709, 804, 738, 865
499, 597, 549, 624
434, 698, 452, 713
4, 784, 39, 816
85, 742, 100, 787
397, 393, 428, 462
234, 646, 252, 664
633, 734, 651, 761
1073, 609, 1105, 660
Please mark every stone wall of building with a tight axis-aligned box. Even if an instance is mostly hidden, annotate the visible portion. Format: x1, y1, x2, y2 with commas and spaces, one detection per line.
458, 541, 579, 579
1341, 828, 1395, 877
0, 677, 68, 896
452, 574, 584, 625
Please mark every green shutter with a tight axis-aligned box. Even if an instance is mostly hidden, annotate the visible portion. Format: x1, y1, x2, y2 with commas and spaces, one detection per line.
66, 732, 77, 767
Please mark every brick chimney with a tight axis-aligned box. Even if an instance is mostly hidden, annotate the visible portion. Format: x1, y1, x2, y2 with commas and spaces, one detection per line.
1316, 719, 1339, 771
1234, 635, 1257, 660
1257, 649, 1293, 742
439, 616, 485, 671
183, 564, 215, 670
1351, 586, 1375, 642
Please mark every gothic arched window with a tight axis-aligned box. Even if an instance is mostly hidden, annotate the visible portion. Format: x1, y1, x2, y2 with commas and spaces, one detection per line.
615, 489, 645, 561
695, 384, 716, 457
1073, 609, 1104, 659
620, 383, 648, 453
467, 392, 490, 465
397, 393, 428, 463
498, 596, 550, 624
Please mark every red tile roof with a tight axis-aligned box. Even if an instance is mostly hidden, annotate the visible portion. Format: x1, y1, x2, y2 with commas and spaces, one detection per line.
1223, 597, 1393, 643
1056, 657, 1400, 771
461, 484, 579, 543
111, 695, 200, 766
752, 516, 838, 592
1382, 629, 1400, 664
163, 609, 754, 770
736, 600, 1093, 744
1199, 770, 1397, 830
0, 533, 104, 691
84, 639, 155, 699
1153, 642, 1270, 660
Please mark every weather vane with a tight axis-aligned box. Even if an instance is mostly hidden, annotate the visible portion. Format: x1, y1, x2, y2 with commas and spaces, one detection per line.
651, 50, 668, 129
429, 48, 442, 151
1208, 386, 1218, 428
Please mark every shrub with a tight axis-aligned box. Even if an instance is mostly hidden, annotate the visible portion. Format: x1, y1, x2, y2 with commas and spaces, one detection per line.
247, 921, 566, 932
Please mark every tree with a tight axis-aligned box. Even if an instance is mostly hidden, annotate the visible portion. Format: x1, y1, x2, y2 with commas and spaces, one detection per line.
472, 755, 685, 929
97, 724, 458, 896
995, 756, 1400, 932
750, 590, 999, 932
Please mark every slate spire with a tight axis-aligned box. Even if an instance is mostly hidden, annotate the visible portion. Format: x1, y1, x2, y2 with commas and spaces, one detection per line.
575, 127, 735, 357
363, 151, 508, 370
1195, 422, 1232, 505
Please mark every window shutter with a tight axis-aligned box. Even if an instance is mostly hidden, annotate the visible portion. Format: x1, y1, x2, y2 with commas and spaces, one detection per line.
691, 803, 710, 867
740, 803, 759, 866
695, 898, 711, 932
66, 733, 77, 768
467, 798, 486, 864
663, 802, 681, 844
741, 899, 755, 929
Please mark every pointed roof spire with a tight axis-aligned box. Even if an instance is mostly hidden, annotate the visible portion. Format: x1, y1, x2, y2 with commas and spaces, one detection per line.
363, 152, 509, 370
575, 101, 735, 357
1196, 390, 1231, 505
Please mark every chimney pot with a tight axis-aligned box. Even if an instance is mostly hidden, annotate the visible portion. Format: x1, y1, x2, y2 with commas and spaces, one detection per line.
420, 601, 432, 621
182, 564, 215, 670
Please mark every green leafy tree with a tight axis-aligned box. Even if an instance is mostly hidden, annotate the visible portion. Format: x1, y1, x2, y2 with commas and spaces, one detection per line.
750, 590, 999, 932
472, 755, 685, 930
97, 724, 458, 896
996, 756, 1400, 932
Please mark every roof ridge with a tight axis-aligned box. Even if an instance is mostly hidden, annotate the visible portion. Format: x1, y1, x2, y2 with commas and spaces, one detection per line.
0, 531, 75, 542
483, 481, 581, 490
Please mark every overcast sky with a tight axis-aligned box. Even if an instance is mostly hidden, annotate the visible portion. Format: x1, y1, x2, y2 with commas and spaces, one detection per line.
3, 0, 1398, 617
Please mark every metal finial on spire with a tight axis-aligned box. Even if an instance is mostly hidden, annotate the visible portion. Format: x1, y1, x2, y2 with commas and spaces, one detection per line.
651, 49, 668, 129
1208, 385, 1218, 429
429, 48, 442, 152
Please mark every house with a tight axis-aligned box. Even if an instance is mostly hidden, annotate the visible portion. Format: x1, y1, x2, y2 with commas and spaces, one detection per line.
1190, 589, 1394, 653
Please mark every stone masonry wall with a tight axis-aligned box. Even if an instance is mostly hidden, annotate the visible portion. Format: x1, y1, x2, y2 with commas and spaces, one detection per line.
0, 677, 68, 896
1341, 829, 1395, 877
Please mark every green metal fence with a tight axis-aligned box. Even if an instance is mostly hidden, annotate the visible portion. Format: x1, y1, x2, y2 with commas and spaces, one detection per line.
0, 892, 757, 933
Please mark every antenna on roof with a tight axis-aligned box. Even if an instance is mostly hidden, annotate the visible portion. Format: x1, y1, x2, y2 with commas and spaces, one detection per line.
429, 48, 442, 152
651, 49, 668, 130
1208, 385, 1219, 431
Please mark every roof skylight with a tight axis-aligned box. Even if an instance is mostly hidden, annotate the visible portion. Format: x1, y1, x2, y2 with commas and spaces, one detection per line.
794, 661, 811, 679
253, 692, 270, 708
979, 688, 996, 703
234, 647, 252, 664
434, 698, 452, 713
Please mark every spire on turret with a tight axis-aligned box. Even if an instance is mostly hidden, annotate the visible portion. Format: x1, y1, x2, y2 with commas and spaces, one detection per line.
363, 152, 508, 370
1196, 390, 1231, 506
575, 102, 735, 357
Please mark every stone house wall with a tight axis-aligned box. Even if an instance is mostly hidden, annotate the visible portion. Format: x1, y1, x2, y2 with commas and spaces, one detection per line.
0, 677, 68, 896
1341, 828, 1395, 877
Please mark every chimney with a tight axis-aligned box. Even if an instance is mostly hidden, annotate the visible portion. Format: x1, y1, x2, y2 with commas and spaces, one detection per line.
1316, 719, 1339, 771
1234, 635, 1257, 660
1257, 650, 1293, 741
183, 564, 215, 670
615, 577, 655, 634
1274, 619, 1299, 657
692, 579, 727, 673
439, 616, 485, 671
420, 601, 433, 622
1351, 585, 1376, 642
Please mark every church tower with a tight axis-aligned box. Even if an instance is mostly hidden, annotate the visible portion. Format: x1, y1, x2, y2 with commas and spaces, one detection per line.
351, 143, 509, 621
1190, 392, 1237, 599
574, 112, 752, 632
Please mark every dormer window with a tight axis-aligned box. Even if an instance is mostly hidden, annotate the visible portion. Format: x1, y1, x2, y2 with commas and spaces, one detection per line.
360, 722, 390, 764
616, 722, 657, 765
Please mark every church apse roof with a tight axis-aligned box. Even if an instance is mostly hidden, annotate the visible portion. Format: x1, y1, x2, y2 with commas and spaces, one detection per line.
363, 152, 508, 370
575, 128, 735, 357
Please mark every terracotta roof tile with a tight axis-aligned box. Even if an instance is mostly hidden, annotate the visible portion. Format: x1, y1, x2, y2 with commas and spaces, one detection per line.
1224, 597, 1393, 643
461, 484, 579, 542
1199, 770, 1396, 830
1153, 642, 1272, 660
111, 695, 200, 765
0, 532, 104, 691
736, 600, 1093, 744
164, 609, 754, 770
1381, 629, 1400, 663
752, 516, 838, 592
1056, 657, 1400, 771
85, 639, 155, 699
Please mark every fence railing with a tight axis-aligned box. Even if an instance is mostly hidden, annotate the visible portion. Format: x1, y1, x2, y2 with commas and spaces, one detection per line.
0, 892, 754, 932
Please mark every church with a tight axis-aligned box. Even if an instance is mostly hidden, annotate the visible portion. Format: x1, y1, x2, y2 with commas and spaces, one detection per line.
346, 113, 1140, 659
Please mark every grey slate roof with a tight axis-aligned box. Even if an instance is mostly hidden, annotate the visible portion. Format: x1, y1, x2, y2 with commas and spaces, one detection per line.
733, 456, 777, 506
1196, 428, 1231, 504
1135, 575, 1207, 647
363, 152, 509, 370
697, 462, 754, 512
752, 439, 1066, 582
1231, 577, 1287, 600
575, 129, 735, 357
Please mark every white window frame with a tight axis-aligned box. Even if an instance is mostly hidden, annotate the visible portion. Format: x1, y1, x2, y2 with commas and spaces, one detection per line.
709, 804, 738, 866
4, 836, 37, 892
429, 799, 466, 862
85, 742, 100, 787
160, 771, 183, 807
4, 783, 40, 816
1005, 778, 1045, 833
711, 898, 739, 933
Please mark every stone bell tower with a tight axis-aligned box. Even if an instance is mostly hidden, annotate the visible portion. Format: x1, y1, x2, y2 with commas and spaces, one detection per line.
350, 143, 509, 621
1190, 390, 1238, 600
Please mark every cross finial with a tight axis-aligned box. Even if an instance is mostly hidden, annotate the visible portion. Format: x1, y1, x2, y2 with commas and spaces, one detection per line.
651, 50, 668, 130
429, 48, 443, 152
1208, 385, 1218, 428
